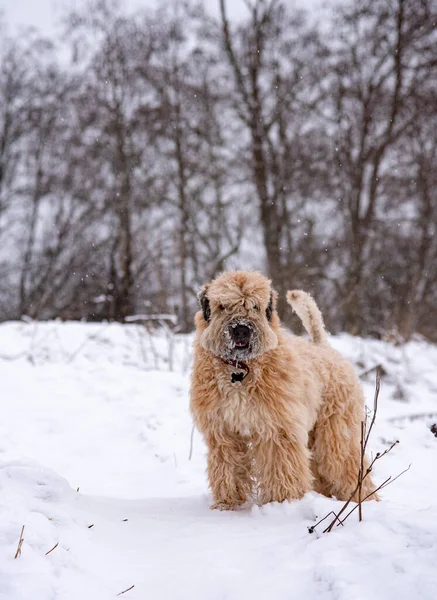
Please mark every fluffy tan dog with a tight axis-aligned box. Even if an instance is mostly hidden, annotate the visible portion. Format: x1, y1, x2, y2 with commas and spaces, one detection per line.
190, 270, 377, 510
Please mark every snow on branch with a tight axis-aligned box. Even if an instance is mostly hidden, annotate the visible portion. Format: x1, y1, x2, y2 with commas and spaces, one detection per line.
125, 314, 178, 325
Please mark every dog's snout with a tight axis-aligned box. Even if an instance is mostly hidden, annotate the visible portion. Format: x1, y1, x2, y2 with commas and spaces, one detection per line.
231, 324, 251, 343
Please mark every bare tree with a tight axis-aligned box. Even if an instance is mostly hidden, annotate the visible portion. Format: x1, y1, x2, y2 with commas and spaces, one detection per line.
219, 0, 329, 318
0, 0, 436, 340
0, 36, 32, 240
327, 0, 437, 334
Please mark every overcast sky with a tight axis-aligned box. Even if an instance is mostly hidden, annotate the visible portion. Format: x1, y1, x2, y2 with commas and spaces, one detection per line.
1, 0, 265, 34
1, 0, 322, 36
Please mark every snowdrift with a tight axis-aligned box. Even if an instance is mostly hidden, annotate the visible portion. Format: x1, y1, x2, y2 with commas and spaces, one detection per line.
0, 321, 436, 600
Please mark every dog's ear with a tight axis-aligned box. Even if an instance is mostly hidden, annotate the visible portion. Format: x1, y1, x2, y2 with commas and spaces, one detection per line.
266, 290, 277, 321
197, 285, 211, 323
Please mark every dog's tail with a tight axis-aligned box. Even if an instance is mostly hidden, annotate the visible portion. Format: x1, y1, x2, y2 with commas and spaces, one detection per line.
286, 290, 328, 345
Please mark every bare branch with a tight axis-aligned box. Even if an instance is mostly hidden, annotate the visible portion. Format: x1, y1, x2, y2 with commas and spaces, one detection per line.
117, 585, 135, 596
45, 542, 59, 556
14, 526, 25, 559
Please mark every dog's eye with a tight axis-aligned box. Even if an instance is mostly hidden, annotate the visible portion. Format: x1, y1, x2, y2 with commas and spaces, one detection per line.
219, 304, 225, 311
254, 304, 259, 311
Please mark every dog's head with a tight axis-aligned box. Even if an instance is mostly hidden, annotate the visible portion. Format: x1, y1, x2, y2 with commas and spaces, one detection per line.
196, 271, 279, 360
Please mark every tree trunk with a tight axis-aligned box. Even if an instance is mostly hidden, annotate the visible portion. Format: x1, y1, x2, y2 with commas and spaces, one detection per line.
19, 163, 43, 317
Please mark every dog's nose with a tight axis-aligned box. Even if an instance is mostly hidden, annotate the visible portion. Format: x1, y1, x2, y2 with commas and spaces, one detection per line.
231, 324, 251, 344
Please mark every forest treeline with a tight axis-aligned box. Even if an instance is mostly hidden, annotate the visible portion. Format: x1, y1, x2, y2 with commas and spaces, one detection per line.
0, 0, 436, 339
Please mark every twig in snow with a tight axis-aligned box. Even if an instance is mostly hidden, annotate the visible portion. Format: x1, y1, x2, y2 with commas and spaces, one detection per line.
323, 438, 400, 533
357, 368, 381, 523
14, 526, 25, 559
308, 512, 340, 535
336, 464, 412, 526
309, 370, 409, 535
364, 367, 380, 452
117, 585, 135, 596
358, 420, 365, 520
159, 318, 175, 371
189, 423, 195, 460
136, 326, 149, 366
27, 322, 39, 365
321, 443, 400, 533
358, 363, 387, 379
145, 324, 160, 370
125, 314, 177, 324
388, 412, 437, 424
182, 336, 191, 375
66, 325, 108, 363
45, 542, 59, 556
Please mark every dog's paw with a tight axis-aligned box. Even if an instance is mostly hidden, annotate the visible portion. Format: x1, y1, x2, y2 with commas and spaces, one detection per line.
210, 501, 242, 511
365, 491, 381, 502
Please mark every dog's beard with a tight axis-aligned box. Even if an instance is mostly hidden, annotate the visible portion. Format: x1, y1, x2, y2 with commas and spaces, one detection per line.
221, 324, 260, 361
200, 316, 278, 361
200, 315, 278, 362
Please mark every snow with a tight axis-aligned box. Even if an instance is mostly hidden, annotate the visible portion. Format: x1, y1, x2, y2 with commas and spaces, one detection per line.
0, 321, 436, 600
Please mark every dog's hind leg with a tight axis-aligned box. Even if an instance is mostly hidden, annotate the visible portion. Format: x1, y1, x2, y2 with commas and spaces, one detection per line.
206, 432, 253, 510
311, 392, 378, 502
308, 427, 331, 497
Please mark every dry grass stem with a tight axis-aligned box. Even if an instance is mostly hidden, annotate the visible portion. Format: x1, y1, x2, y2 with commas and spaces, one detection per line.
309, 369, 409, 535
14, 526, 25, 559
188, 423, 195, 460
358, 420, 365, 521
45, 542, 59, 556
117, 585, 135, 596
336, 464, 411, 526
359, 363, 385, 379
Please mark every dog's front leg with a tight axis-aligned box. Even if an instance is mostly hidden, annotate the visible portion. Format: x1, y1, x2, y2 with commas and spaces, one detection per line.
253, 427, 312, 505
206, 431, 252, 510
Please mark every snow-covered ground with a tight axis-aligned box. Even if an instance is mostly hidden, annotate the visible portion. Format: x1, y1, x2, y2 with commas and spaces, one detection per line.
1, 321, 436, 600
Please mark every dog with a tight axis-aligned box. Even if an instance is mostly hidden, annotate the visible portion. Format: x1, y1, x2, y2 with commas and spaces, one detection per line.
190, 270, 377, 510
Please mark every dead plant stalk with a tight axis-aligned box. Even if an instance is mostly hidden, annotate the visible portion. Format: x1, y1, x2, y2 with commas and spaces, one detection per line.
309, 369, 408, 535
14, 526, 25, 559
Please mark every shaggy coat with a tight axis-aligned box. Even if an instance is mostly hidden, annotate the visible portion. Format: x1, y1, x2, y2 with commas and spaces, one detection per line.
190, 271, 377, 509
